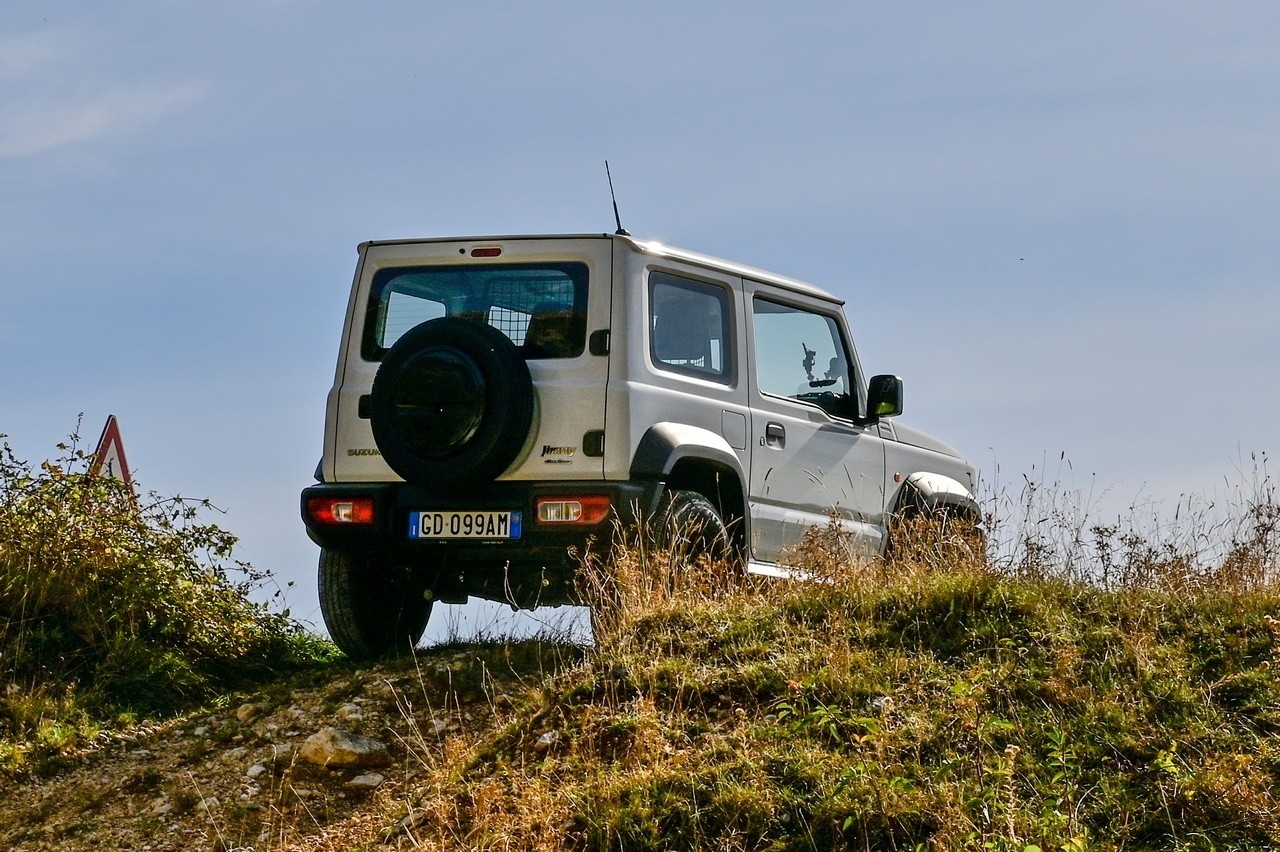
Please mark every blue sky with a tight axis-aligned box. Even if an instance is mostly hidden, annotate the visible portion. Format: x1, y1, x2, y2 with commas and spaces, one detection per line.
3, 3, 1277, 636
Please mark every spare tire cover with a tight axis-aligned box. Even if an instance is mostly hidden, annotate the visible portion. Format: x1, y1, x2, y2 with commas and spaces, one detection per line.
369, 317, 534, 484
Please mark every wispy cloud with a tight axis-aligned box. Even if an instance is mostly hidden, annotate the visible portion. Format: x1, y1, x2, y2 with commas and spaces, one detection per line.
0, 31, 73, 77
0, 80, 207, 160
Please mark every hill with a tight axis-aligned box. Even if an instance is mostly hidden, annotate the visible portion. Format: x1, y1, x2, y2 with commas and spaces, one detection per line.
4, 557, 1280, 850
3, 438, 1280, 849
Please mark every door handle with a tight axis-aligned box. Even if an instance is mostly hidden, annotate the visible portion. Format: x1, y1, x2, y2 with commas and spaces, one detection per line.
764, 422, 786, 449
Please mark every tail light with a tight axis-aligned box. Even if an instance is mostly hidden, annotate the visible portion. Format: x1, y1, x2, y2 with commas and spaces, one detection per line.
307, 497, 376, 525
535, 496, 611, 525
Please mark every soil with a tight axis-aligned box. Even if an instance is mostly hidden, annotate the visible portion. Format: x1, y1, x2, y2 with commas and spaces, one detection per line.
0, 648, 533, 851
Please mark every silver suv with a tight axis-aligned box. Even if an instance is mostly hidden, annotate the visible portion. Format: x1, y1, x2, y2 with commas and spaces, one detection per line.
302, 234, 980, 657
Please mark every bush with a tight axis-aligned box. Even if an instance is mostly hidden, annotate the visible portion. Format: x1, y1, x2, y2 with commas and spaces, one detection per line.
0, 428, 311, 770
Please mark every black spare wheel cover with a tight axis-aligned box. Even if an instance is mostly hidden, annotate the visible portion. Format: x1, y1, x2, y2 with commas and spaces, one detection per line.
370, 317, 534, 483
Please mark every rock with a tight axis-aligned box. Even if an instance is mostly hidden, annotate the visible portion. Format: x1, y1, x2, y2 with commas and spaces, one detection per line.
337, 703, 364, 721
192, 726, 211, 738
347, 772, 386, 790
235, 703, 264, 723
197, 796, 219, 812
298, 727, 390, 769
534, 730, 563, 753
246, 763, 268, 779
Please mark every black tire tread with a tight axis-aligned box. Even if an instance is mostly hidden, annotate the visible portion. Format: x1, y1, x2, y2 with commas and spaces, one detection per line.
651, 489, 734, 563
318, 549, 431, 659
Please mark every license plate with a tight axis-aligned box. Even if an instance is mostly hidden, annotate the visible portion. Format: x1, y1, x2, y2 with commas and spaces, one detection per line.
409, 511, 522, 540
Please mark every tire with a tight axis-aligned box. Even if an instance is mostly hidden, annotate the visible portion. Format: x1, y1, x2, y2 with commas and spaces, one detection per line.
318, 549, 432, 659
369, 317, 534, 484
650, 489, 735, 566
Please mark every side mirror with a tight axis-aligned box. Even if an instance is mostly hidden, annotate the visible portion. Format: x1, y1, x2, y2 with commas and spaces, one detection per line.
867, 374, 903, 419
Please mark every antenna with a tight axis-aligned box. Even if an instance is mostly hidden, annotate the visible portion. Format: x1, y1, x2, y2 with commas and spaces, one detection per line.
605, 160, 630, 236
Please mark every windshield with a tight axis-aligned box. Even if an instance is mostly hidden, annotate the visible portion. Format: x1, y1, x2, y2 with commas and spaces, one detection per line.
362, 262, 589, 360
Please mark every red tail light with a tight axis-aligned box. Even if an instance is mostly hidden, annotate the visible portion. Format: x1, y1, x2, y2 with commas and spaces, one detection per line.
307, 497, 376, 525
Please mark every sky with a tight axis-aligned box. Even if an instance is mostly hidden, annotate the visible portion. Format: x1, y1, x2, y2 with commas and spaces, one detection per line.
3, 2, 1277, 638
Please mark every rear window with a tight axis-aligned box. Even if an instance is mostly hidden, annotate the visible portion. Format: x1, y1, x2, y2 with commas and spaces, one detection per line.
362, 262, 589, 360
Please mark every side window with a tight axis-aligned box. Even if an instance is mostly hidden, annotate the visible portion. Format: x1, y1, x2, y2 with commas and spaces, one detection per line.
753, 297, 856, 419
649, 271, 733, 382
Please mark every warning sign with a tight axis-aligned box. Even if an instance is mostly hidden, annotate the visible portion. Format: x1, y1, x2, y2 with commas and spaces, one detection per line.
90, 415, 135, 495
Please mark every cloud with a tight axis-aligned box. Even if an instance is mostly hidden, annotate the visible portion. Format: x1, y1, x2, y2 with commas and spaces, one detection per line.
0, 80, 207, 160
0, 31, 72, 77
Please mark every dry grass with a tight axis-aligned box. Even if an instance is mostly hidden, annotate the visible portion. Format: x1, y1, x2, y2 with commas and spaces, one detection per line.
987, 451, 1280, 594
7, 429, 1280, 850
331, 460, 1280, 851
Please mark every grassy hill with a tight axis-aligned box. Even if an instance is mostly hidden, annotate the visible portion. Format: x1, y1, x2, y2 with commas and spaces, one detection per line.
376, 521, 1280, 851
3, 435, 1280, 850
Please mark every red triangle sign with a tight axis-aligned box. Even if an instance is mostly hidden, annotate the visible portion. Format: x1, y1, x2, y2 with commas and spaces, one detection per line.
90, 415, 135, 494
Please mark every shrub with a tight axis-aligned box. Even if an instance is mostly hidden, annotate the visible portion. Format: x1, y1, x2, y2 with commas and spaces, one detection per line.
0, 428, 309, 769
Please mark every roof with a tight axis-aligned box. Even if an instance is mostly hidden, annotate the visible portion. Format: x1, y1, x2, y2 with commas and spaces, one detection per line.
359, 233, 844, 305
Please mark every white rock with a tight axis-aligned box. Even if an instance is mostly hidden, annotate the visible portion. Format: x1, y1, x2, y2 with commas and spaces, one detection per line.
535, 731, 563, 753
298, 726, 390, 769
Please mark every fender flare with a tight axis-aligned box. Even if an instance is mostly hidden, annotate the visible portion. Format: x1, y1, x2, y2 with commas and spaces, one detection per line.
630, 422, 746, 483
893, 471, 982, 524
629, 422, 750, 544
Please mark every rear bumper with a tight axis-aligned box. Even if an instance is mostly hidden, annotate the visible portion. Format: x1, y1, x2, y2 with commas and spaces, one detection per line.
301, 479, 662, 569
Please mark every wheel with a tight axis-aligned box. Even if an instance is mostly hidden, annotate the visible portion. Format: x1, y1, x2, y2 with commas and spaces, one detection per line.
369, 317, 534, 484
650, 489, 736, 566
318, 549, 432, 659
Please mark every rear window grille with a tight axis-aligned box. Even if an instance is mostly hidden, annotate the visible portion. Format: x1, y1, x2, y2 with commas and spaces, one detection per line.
365, 261, 589, 360
487, 306, 532, 345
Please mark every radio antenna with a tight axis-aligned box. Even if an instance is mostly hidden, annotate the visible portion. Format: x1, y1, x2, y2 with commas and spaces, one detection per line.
605, 160, 630, 236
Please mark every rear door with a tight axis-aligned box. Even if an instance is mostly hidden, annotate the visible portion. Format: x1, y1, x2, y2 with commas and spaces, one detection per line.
330, 236, 613, 483
745, 283, 888, 563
